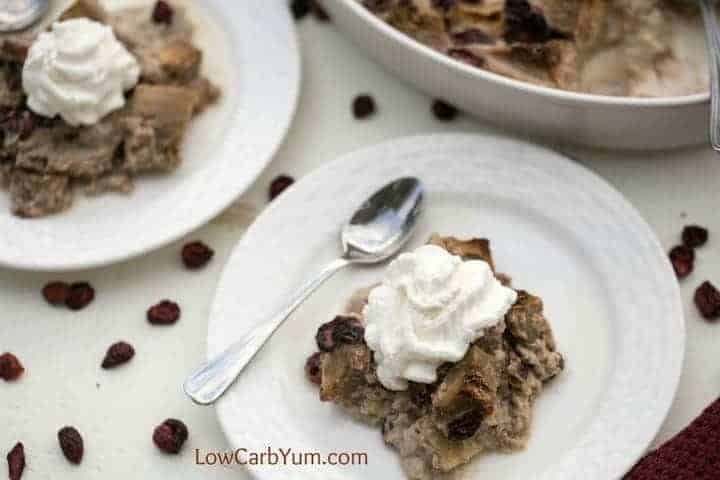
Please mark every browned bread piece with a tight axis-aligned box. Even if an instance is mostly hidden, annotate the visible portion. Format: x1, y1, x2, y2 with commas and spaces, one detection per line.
153, 39, 203, 82
59, 0, 108, 23
15, 119, 124, 178
128, 84, 195, 142
428, 233, 495, 271
9, 170, 73, 218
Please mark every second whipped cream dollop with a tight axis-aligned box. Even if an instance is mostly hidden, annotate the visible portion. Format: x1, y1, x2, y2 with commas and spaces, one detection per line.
23, 18, 141, 126
363, 244, 517, 391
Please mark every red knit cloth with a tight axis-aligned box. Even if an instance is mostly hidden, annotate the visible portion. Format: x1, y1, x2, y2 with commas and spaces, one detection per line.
624, 397, 720, 479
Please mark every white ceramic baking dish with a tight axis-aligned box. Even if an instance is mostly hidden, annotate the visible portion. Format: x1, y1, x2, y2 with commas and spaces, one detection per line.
323, 0, 710, 150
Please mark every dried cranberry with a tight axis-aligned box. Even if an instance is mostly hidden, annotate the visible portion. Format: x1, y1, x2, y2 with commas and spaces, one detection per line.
152, 0, 174, 24
65, 282, 95, 310
5, 63, 21, 91
332, 319, 364, 345
290, 0, 311, 20
42, 281, 70, 306
451, 28, 493, 46
432, 100, 459, 121
58, 427, 84, 464
447, 410, 483, 440
682, 225, 709, 248
0, 353, 24, 381
315, 316, 364, 351
503, 0, 558, 44
269, 175, 295, 201
181, 241, 214, 269
315, 321, 335, 352
669, 245, 694, 279
305, 352, 323, 385
362, 0, 393, 13
17, 112, 35, 141
695, 281, 720, 320
1, 110, 35, 140
448, 49, 486, 68
147, 300, 181, 325
153, 419, 188, 454
432, 0, 455, 9
352, 94, 376, 119
409, 384, 432, 408
311, 0, 330, 21
6, 442, 25, 480
101, 342, 135, 369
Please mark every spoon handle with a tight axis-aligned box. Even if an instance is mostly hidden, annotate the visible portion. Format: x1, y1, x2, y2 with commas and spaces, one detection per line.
699, 0, 720, 151
183, 257, 350, 405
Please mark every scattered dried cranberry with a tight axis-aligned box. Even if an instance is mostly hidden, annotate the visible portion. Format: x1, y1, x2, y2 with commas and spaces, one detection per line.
311, 0, 330, 21
181, 241, 214, 269
290, 0, 311, 20
305, 352, 323, 385
269, 175, 295, 201
153, 419, 188, 454
315, 316, 365, 351
65, 282, 95, 310
0, 353, 24, 381
682, 225, 709, 249
147, 300, 181, 325
447, 410, 483, 440
101, 342, 135, 369
152, 0, 174, 24
432, 100, 459, 121
6, 442, 25, 480
42, 281, 70, 306
669, 245, 694, 279
352, 94, 376, 119
58, 427, 84, 464
695, 281, 720, 320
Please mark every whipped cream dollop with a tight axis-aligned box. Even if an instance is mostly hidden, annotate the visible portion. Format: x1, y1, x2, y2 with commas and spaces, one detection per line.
23, 18, 141, 126
363, 244, 517, 391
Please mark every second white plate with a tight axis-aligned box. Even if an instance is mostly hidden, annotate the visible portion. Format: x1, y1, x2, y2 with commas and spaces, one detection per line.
0, 0, 300, 271
209, 133, 684, 480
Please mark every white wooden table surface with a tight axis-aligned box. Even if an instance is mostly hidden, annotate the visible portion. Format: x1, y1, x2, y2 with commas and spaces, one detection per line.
2, 14, 719, 479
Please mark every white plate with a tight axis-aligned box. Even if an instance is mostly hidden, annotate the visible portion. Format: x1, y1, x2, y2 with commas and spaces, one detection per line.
210, 133, 684, 480
0, 0, 300, 271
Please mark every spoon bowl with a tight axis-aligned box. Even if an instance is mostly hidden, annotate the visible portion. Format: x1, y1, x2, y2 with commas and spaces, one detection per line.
342, 177, 423, 263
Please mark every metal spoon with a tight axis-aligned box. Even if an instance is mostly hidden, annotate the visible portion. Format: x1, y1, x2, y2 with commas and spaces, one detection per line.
0, 0, 49, 32
696, 0, 720, 151
184, 177, 424, 405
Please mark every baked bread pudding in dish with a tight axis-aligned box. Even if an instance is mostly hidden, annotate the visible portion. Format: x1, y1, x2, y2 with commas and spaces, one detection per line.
361, 0, 707, 97
0, 0, 220, 217
305, 235, 564, 479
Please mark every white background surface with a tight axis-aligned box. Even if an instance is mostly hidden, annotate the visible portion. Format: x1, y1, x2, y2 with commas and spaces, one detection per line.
2, 12, 719, 479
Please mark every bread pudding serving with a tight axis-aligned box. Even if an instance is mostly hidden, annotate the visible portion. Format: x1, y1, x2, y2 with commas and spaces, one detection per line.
305, 235, 564, 479
361, 0, 707, 97
0, 0, 219, 217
